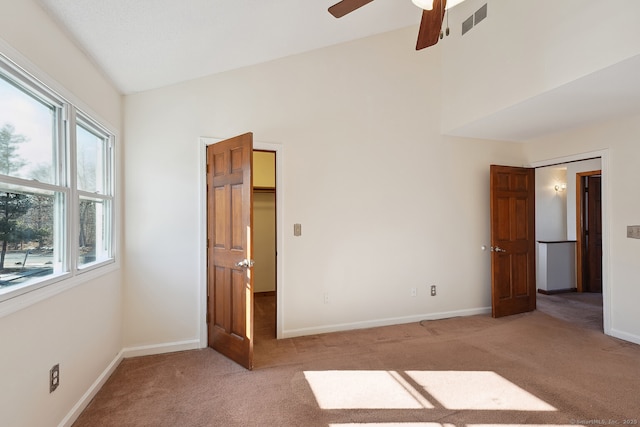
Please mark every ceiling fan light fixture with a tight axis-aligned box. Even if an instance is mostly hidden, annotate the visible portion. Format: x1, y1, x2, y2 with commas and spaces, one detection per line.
411, 0, 434, 10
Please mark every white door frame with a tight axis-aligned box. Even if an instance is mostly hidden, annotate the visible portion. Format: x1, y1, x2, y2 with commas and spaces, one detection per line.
528, 149, 611, 335
198, 137, 284, 346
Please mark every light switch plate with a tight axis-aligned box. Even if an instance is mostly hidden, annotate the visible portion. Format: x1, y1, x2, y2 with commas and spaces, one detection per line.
627, 225, 640, 239
294, 223, 302, 236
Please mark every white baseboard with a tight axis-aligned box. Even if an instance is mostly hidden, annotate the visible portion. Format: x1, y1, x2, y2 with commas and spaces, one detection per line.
122, 339, 203, 358
60, 339, 203, 427
281, 307, 492, 339
59, 350, 124, 427
609, 328, 640, 346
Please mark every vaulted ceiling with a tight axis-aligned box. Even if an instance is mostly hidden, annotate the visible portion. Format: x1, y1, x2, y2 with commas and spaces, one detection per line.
34, 0, 640, 142
36, 0, 430, 94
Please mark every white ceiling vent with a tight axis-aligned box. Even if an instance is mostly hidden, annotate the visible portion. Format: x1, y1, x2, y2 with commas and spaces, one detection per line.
462, 3, 488, 36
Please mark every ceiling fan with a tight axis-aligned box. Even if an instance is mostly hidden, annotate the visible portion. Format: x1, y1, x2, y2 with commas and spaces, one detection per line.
328, 0, 449, 50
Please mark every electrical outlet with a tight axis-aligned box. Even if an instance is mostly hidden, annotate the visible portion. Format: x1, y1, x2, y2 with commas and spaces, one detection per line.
323, 292, 329, 304
430, 285, 437, 296
50, 364, 60, 393
411, 287, 417, 297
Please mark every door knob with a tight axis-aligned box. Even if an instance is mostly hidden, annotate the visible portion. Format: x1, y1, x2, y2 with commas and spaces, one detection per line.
235, 259, 255, 268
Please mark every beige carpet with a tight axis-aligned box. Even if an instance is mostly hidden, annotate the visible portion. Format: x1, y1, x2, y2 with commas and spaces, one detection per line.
537, 291, 603, 331
73, 293, 640, 426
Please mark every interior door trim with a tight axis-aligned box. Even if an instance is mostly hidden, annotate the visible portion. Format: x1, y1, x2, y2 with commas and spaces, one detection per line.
527, 149, 611, 335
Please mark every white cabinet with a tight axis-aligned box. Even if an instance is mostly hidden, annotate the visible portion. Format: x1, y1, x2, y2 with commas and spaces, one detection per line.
537, 241, 576, 294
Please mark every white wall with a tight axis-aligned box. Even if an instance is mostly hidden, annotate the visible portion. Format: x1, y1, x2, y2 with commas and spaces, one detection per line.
535, 158, 604, 242
523, 115, 640, 344
123, 26, 526, 344
439, 0, 640, 344
535, 165, 568, 293
535, 166, 568, 241
441, 0, 640, 134
534, 159, 603, 295
0, 1, 123, 426
1, 0, 638, 425
119, 1, 639, 350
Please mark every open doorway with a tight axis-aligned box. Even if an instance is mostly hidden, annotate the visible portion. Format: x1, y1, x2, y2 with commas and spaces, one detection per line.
253, 150, 277, 341
577, 171, 602, 294
200, 137, 283, 359
534, 157, 604, 331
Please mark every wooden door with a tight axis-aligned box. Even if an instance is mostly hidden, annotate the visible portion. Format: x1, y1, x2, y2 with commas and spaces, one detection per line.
490, 165, 536, 317
206, 133, 254, 369
585, 176, 602, 293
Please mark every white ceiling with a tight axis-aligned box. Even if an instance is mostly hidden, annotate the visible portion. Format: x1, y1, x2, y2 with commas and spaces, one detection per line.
34, 0, 640, 142
36, 0, 425, 94
447, 53, 640, 142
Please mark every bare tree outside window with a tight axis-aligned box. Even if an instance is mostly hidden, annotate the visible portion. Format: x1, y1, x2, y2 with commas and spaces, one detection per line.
0, 123, 27, 175
0, 192, 31, 269
0, 123, 55, 281
0, 123, 30, 270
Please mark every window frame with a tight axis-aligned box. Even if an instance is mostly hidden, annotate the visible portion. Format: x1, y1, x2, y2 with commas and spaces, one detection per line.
0, 51, 117, 309
72, 111, 116, 271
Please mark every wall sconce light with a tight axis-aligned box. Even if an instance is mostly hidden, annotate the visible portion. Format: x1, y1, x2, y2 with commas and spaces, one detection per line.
555, 183, 566, 192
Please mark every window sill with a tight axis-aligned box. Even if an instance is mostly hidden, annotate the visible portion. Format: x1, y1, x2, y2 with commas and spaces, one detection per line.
0, 260, 119, 319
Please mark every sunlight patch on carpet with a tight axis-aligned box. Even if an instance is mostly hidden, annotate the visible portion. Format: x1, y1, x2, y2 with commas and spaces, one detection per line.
330, 425, 583, 427
330, 424, 455, 427
304, 370, 434, 410
470, 425, 584, 427
407, 371, 556, 411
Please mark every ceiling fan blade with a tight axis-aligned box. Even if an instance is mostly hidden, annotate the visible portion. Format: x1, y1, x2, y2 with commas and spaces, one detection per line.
328, 0, 376, 18
416, 0, 447, 50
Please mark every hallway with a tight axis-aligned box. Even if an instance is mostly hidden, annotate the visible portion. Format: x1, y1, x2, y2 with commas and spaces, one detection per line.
536, 291, 603, 331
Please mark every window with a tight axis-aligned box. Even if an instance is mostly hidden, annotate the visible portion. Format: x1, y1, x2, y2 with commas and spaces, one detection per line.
0, 55, 115, 302
76, 118, 113, 267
